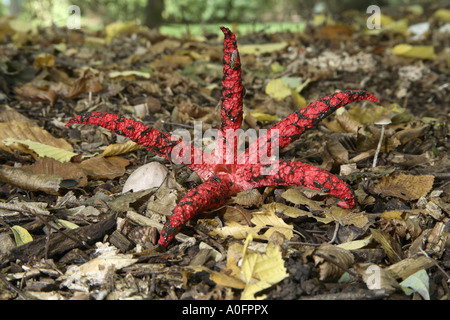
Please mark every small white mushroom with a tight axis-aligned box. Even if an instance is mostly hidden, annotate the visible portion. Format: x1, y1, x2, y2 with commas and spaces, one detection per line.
122, 162, 173, 193
372, 118, 392, 168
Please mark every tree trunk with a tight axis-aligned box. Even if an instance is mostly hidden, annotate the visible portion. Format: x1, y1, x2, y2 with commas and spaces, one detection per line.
144, 0, 164, 28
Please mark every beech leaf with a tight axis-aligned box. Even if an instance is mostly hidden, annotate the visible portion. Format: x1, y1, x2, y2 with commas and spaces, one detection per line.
4, 138, 78, 162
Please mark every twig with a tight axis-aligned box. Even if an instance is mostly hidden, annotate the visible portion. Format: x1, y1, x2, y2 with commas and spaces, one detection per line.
0, 273, 29, 300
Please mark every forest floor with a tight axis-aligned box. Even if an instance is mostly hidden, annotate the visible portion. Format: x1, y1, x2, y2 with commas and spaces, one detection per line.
0, 4, 449, 301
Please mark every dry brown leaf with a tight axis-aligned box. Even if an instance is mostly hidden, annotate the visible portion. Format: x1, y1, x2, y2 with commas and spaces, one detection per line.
0, 105, 34, 124
22, 157, 87, 187
0, 121, 73, 157
14, 84, 57, 105
372, 173, 434, 201
33, 53, 55, 69
232, 189, 263, 207
78, 156, 130, 179
51, 68, 103, 100
370, 228, 404, 263
0, 164, 62, 194
311, 243, 354, 280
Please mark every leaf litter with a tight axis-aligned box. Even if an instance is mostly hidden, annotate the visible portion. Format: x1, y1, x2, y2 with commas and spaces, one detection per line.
0, 5, 449, 300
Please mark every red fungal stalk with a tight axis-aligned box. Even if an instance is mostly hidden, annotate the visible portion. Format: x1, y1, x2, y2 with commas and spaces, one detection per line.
66, 27, 379, 248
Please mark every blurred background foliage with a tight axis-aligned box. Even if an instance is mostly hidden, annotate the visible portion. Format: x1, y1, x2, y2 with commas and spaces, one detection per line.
0, 0, 441, 36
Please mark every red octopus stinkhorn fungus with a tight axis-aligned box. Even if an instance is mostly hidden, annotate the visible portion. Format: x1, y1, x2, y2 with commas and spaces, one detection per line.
66, 27, 379, 249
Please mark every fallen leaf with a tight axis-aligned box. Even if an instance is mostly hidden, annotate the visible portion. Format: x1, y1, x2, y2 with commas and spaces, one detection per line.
14, 84, 57, 105
337, 235, 373, 250
370, 228, 403, 263
372, 173, 434, 201
22, 157, 87, 187
241, 239, 288, 299
311, 243, 354, 280
0, 121, 73, 157
109, 70, 151, 79
78, 156, 130, 179
434, 8, 450, 22
239, 42, 288, 55
212, 204, 293, 241
11, 225, 33, 246
4, 138, 78, 162
0, 164, 63, 195
392, 44, 437, 60
100, 140, 141, 157
400, 269, 430, 300
33, 53, 55, 69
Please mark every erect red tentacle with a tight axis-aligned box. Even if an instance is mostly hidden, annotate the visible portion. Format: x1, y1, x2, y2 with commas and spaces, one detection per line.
217, 27, 244, 165
157, 175, 234, 247
219, 26, 243, 133
234, 160, 357, 209
66, 112, 212, 177
238, 90, 379, 164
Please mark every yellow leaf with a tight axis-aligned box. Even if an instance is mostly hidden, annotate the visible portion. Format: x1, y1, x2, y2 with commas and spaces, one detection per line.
434, 9, 450, 22
292, 90, 306, 109
109, 70, 151, 79
182, 266, 246, 289
11, 225, 33, 246
265, 78, 291, 100
239, 42, 288, 55
33, 53, 55, 69
241, 241, 288, 300
337, 235, 373, 250
212, 206, 293, 241
105, 21, 137, 42
249, 111, 278, 123
3, 139, 77, 162
392, 44, 437, 60
101, 140, 141, 157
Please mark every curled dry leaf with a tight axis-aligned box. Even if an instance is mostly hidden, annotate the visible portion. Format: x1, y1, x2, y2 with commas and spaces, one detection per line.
51, 68, 103, 100
370, 228, 404, 263
0, 165, 63, 195
100, 140, 141, 157
311, 243, 355, 281
14, 83, 57, 106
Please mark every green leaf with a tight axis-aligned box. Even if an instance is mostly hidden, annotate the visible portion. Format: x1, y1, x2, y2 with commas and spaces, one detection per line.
400, 269, 430, 300
11, 225, 33, 246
